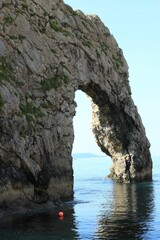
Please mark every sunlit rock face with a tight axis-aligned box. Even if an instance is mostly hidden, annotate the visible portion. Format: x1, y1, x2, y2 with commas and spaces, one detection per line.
0, 0, 152, 210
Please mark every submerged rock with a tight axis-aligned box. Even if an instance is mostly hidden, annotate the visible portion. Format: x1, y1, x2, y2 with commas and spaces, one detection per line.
0, 0, 152, 210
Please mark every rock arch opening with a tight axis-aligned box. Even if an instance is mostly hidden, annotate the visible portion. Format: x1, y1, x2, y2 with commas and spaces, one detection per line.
73, 90, 102, 156
77, 81, 152, 183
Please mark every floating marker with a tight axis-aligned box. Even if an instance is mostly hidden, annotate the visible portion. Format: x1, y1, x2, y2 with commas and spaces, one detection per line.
58, 211, 64, 218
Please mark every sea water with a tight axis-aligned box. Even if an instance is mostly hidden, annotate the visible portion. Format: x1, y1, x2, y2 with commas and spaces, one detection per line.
0, 156, 160, 240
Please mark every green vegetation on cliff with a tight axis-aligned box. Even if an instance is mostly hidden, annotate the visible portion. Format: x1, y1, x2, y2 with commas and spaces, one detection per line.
0, 94, 4, 110
41, 74, 70, 91
0, 56, 13, 82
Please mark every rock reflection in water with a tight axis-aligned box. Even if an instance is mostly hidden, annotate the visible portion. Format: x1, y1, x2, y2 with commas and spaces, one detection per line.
0, 206, 80, 240
96, 181, 154, 240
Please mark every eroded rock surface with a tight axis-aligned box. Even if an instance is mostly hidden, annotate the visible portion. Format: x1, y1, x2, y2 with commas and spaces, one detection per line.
0, 0, 152, 210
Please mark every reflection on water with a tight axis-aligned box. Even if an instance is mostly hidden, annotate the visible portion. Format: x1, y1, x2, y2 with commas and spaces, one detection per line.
0, 206, 80, 240
0, 157, 159, 240
96, 181, 154, 240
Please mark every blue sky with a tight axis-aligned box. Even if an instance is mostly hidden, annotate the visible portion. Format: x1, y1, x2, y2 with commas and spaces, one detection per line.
64, 0, 160, 156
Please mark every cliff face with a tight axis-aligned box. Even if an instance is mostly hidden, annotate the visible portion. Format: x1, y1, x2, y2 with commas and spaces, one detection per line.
0, 0, 152, 210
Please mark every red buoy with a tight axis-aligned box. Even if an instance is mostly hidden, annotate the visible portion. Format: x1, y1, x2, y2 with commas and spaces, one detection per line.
58, 211, 64, 218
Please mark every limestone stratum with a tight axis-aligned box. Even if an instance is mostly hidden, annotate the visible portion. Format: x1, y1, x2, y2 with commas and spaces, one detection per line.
0, 0, 152, 212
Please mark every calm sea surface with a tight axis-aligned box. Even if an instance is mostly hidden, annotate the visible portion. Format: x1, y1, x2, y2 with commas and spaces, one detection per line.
0, 156, 160, 240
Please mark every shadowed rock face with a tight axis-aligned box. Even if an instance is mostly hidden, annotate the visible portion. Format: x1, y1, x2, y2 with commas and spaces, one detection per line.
0, 0, 152, 209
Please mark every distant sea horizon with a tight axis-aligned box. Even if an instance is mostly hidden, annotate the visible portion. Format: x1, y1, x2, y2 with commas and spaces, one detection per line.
72, 152, 106, 159
72, 152, 159, 159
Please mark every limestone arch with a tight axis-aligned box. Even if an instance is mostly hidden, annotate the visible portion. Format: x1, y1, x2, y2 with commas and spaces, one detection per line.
0, 0, 152, 210
76, 80, 152, 183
